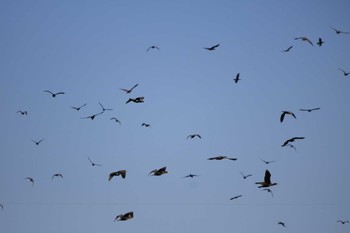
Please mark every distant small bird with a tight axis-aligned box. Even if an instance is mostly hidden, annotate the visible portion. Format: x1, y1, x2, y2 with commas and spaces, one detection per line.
282, 45, 293, 52
32, 138, 44, 145
316, 38, 324, 47
281, 137, 305, 147
187, 134, 201, 139
294, 37, 313, 46
141, 123, 151, 127
280, 111, 296, 123
233, 73, 241, 83
120, 84, 139, 94
114, 211, 134, 221
284, 143, 297, 152
52, 173, 63, 180
109, 170, 127, 181
338, 68, 349, 76
25, 177, 34, 186
261, 159, 275, 164
255, 170, 277, 188
299, 107, 320, 112
146, 46, 160, 52
183, 173, 199, 178
88, 157, 101, 166
240, 172, 252, 179
110, 117, 121, 125
337, 220, 349, 224
71, 103, 87, 111
99, 102, 113, 112
0, 204, 3, 211
278, 221, 286, 227
230, 195, 242, 200
43, 90, 65, 97
208, 156, 237, 161
204, 44, 220, 51
126, 97, 144, 104
81, 112, 104, 120
330, 26, 350, 34
17, 110, 28, 115
262, 188, 274, 197
149, 167, 168, 176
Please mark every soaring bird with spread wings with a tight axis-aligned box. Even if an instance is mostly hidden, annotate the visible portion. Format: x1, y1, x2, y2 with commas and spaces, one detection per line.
255, 170, 277, 188
120, 84, 139, 94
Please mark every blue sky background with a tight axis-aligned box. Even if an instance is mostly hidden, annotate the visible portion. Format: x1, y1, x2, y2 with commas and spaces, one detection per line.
1, 0, 350, 232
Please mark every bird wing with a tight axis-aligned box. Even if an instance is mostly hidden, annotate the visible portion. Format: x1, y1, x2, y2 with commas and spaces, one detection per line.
264, 170, 272, 184
56, 92, 65, 95
43, 90, 53, 94
280, 112, 285, 122
119, 170, 126, 178
130, 84, 139, 90
109, 172, 116, 181
158, 167, 167, 173
212, 44, 220, 49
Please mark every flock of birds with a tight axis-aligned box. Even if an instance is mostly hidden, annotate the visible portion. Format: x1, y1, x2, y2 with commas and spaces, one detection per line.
2, 24, 350, 230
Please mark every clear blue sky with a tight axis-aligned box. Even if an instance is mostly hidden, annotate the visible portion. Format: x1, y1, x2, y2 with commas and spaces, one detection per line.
1, 0, 350, 232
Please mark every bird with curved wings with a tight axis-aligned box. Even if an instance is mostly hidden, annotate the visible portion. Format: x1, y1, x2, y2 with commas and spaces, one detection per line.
71, 103, 87, 111
109, 170, 127, 181
204, 44, 220, 51
126, 97, 144, 104
25, 177, 34, 186
146, 46, 160, 52
120, 84, 139, 94
280, 111, 296, 123
294, 37, 313, 46
43, 90, 65, 97
32, 138, 45, 145
240, 172, 252, 179
255, 170, 277, 188
114, 211, 134, 221
17, 110, 28, 115
149, 167, 168, 176
187, 134, 201, 139
52, 173, 63, 180
281, 137, 305, 147
81, 112, 104, 120
299, 107, 320, 112
330, 26, 350, 34
110, 117, 121, 125
282, 45, 293, 52
88, 157, 101, 166
338, 68, 349, 76
208, 156, 237, 161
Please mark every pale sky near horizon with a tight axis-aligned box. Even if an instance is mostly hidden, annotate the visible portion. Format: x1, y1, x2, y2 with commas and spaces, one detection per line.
1, 1, 350, 233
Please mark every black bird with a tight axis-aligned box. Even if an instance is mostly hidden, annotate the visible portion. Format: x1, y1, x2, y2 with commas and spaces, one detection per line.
255, 170, 277, 188
25, 177, 34, 186
187, 134, 201, 139
110, 117, 121, 125
120, 84, 139, 94
280, 111, 296, 123
109, 170, 127, 181
282, 45, 293, 52
262, 188, 274, 197
52, 173, 63, 180
149, 167, 168, 176
337, 220, 349, 224
299, 107, 320, 112
17, 110, 28, 115
146, 46, 160, 52
183, 173, 199, 178
204, 44, 220, 51
43, 90, 65, 97
99, 102, 113, 112
330, 26, 350, 34
71, 103, 87, 111
230, 195, 242, 200
81, 112, 104, 120
278, 221, 286, 227
261, 159, 275, 164
317, 38, 324, 47
0, 204, 3, 211
114, 211, 134, 221
88, 157, 101, 166
240, 172, 252, 179
141, 123, 151, 127
32, 138, 45, 145
126, 97, 144, 104
208, 156, 237, 161
294, 37, 313, 46
233, 73, 240, 83
284, 143, 297, 152
338, 68, 349, 76
281, 137, 305, 147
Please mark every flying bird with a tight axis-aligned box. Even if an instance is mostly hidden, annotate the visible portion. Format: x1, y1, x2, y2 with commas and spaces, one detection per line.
114, 211, 134, 221
126, 97, 144, 104
0, 204, 3, 211
17, 110, 28, 115
316, 38, 324, 47
120, 84, 139, 94
141, 123, 151, 127
109, 170, 127, 181
281, 137, 305, 147
25, 177, 34, 186
146, 46, 160, 52
261, 159, 275, 164
88, 157, 101, 166
337, 220, 349, 224
110, 117, 121, 125
99, 102, 113, 112
52, 173, 63, 180
280, 111, 296, 123
183, 173, 199, 178
255, 170, 277, 188
230, 195, 242, 200
204, 44, 220, 51
282, 45, 293, 52
284, 143, 297, 152
43, 90, 65, 97
186, 134, 201, 139
208, 156, 237, 161
262, 188, 274, 197
71, 103, 87, 111
240, 172, 252, 179
330, 26, 350, 34
81, 112, 104, 120
233, 73, 241, 83
294, 37, 313, 46
278, 221, 286, 227
338, 68, 349, 76
149, 167, 168, 176
299, 107, 320, 112
32, 138, 45, 145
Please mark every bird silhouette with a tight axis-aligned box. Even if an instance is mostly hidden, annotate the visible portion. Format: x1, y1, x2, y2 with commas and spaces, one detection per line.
281, 137, 305, 147
338, 68, 349, 76
0, 204, 3, 211
88, 157, 101, 166
317, 38, 324, 47
71, 103, 87, 111
52, 173, 63, 180
99, 102, 113, 112
43, 90, 65, 97
233, 73, 241, 83
284, 143, 297, 152
330, 26, 350, 34
208, 156, 237, 161
230, 195, 242, 200
204, 44, 220, 50
186, 134, 201, 139
261, 159, 275, 164
262, 188, 274, 197
32, 138, 45, 145
240, 172, 252, 179
141, 123, 151, 127
114, 211, 134, 221
146, 46, 160, 52
120, 84, 139, 94
278, 221, 286, 227
17, 110, 28, 115
126, 97, 144, 104
25, 177, 34, 186
294, 37, 313, 46
299, 107, 320, 112
109, 170, 127, 181
280, 111, 296, 123
255, 170, 277, 188
282, 45, 293, 52
110, 117, 121, 125
183, 173, 199, 178
337, 220, 349, 224
81, 112, 104, 120
149, 167, 168, 176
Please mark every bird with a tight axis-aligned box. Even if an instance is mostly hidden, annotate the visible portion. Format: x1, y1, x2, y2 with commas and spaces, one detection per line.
0, 204, 3, 211
114, 211, 134, 221
141, 123, 151, 127
149, 167, 168, 176
280, 111, 296, 123
261, 159, 275, 164
186, 134, 201, 139
294, 37, 313, 46
17, 110, 28, 115
316, 38, 324, 47
88, 157, 101, 166
146, 46, 160, 52
120, 84, 139, 94
278, 221, 286, 227
337, 220, 349, 224
110, 117, 121, 125
43, 90, 65, 97
99, 102, 113, 112
255, 170, 277, 188
299, 107, 320, 112
230, 195, 242, 200
70, 103, 87, 111
262, 188, 274, 197
284, 143, 297, 152
204, 44, 220, 51
207, 156, 237, 161
52, 173, 63, 180
109, 170, 127, 181
32, 138, 45, 145
281, 137, 305, 147
240, 172, 252, 179
126, 97, 144, 104
81, 112, 104, 120
282, 45, 293, 52
330, 26, 350, 34
25, 177, 34, 186
183, 173, 199, 178
338, 68, 349, 76
233, 73, 240, 83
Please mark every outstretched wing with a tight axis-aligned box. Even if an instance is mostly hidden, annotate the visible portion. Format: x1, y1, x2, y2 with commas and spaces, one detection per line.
264, 170, 271, 184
